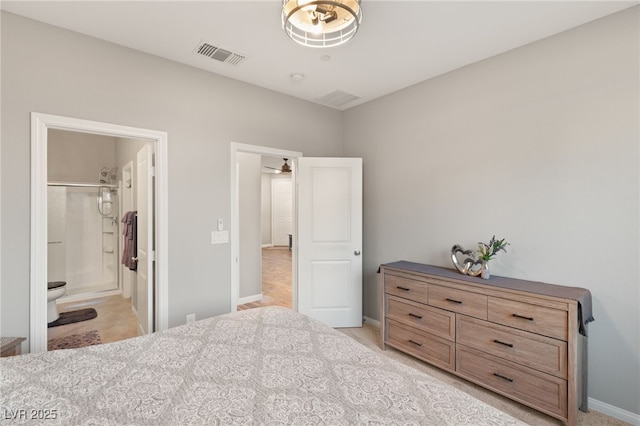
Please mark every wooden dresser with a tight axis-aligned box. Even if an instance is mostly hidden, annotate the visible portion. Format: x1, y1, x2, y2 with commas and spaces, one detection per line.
379, 261, 591, 426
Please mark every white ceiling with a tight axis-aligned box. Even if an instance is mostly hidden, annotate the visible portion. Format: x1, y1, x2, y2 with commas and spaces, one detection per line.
2, 1, 637, 110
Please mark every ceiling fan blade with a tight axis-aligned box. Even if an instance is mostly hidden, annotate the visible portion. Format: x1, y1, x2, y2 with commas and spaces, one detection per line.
265, 158, 291, 173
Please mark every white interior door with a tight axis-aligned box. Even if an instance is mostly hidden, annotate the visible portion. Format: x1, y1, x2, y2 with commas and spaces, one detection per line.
136, 144, 154, 334
297, 157, 362, 328
272, 178, 293, 246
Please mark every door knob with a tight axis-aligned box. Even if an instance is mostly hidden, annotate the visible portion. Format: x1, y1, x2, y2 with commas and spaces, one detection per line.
354, 250, 361, 256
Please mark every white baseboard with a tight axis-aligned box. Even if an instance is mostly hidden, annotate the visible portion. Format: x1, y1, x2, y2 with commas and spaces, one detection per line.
589, 397, 640, 425
261, 244, 273, 248
238, 293, 263, 305
363, 316, 380, 328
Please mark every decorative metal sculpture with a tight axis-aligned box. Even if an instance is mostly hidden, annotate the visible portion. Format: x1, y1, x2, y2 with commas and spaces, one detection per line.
451, 244, 483, 277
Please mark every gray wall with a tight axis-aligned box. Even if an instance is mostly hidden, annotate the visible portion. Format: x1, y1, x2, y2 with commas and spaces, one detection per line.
344, 7, 639, 415
1, 11, 342, 343
238, 152, 262, 300
261, 173, 272, 246
48, 130, 116, 183
115, 137, 147, 188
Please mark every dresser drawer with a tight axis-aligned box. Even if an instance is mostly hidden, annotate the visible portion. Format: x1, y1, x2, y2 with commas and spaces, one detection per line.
488, 297, 568, 341
384, 274, 428, 303
456, 315, 567, 378
386, 295, 455, 341
385, 319, 455, 371
429, 285, 487, 320
457, 345, 567, 418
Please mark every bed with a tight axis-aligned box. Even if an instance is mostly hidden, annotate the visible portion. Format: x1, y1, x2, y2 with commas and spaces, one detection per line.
1, 307, 524, 425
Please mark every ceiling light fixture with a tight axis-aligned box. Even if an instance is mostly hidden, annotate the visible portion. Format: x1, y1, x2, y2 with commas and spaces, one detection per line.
282, 0, 362, 48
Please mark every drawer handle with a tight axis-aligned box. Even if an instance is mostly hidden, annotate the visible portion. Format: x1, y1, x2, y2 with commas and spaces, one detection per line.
493, 339, 514, 348
445, 298, 463, 304
408, 339, 423, 347
396, 286, 411, 291
512, 313, 534, 321
408, 313, 423, 319
493, 373, 514, 383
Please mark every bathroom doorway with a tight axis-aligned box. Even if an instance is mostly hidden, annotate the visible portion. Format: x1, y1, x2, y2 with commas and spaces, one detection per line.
45, 130, 146, 349
30, 113, 168, 353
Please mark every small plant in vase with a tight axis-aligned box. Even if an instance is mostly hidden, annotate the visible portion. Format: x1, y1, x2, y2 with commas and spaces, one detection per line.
477, 236, 509, 279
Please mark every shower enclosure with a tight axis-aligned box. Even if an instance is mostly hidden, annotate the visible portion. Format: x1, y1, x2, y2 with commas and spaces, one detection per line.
48, 169, 120, 298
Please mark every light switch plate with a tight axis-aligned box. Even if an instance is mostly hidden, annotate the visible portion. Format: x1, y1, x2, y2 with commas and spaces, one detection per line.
211, 230, 229, 244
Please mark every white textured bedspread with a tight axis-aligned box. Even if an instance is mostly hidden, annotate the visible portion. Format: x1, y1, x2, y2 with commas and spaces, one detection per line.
1, 307, 524, 425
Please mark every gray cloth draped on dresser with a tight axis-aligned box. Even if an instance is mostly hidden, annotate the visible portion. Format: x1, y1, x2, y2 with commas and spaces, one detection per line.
378, 261, 594, 336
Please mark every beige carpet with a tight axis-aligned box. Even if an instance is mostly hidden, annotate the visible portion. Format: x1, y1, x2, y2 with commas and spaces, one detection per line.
47, 329, 102, 351
341, 324, 631, 426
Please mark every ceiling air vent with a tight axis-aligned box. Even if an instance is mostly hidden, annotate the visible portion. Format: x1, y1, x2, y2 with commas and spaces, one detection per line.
194, 41, 246, 66
315, 90, 360, 109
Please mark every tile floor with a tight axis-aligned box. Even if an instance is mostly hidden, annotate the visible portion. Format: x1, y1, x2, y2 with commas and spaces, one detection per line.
47, 294, 138, 347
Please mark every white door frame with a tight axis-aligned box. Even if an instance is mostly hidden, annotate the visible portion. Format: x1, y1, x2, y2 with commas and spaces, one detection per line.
30, 113, 169, 353
230, 142, 301, 312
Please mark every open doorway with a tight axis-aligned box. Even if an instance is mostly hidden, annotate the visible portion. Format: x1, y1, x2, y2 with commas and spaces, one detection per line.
238, 157, 293, 310
46, 130, 146, 349
232, 146, 363, 327
30, 113, 169, 353
230, 143, 301, 312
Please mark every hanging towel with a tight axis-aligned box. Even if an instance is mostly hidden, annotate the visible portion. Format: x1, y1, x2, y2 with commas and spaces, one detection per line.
121, 211, 138, 271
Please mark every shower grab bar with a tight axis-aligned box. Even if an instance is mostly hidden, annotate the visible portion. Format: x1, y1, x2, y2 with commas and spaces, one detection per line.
48, 181, 118, 189
48, 241, 62, 244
